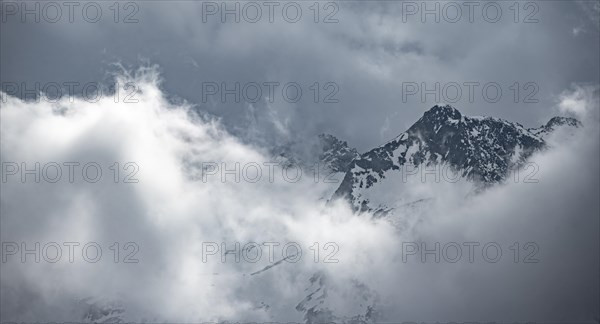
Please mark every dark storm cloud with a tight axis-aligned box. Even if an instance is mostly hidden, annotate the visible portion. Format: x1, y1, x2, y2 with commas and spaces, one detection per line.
1, 1, 599, 322
1, 1, 599, 150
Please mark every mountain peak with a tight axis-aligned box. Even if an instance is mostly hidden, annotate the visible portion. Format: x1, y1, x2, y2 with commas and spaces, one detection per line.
318, 133, 360, 173
412, 105, 463, 131
333, 106, 559, 211
528, 116, 582, 139
408, 104, 463, 136
546, 116, 581, 129
424, 104, 462, 119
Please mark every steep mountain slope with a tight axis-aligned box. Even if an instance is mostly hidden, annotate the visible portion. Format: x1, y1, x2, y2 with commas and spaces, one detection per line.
332, 105, 580, 212
529, 116, 582, 140
318, 134, 361, 173
271, 133, 359, 172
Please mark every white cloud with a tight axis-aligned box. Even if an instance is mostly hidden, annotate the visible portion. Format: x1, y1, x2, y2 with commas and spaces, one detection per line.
558, 84, 600, 121
1, 69, 598, 322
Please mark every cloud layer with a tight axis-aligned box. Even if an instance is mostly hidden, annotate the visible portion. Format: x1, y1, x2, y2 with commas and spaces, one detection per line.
2, 1, 599, 151
1, 69, 598, 322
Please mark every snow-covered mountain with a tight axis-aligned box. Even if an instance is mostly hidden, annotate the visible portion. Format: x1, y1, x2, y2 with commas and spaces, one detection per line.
318, 134, 361, 173
330, 105, 581, 213
529, 116, 582, 141
75, 105, 581, 324
270, 133, 359, 172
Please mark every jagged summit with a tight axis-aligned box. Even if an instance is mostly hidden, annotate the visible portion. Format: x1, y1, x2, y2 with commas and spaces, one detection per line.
421, 104, 462, 120
546, 116, 581, 128
529, 116, 582, 139
318, 134, 360, 173
408, 105, 463, 134
266, 105, 580, 213
331, 105, 581, 212
270, 133, 360, 173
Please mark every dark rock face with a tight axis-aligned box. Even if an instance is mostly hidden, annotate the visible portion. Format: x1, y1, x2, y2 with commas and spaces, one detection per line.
318, 134, 361, 173
529, 116, 582, 138
332, 105, 580, 211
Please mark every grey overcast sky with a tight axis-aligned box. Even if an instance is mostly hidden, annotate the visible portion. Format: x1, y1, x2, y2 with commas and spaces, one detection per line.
2, 1, 599, 151
1, 1, 599, 322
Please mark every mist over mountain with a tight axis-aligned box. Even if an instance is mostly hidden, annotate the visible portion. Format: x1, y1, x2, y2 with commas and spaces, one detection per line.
321, 105, 581, 213
0, 74, 597, 323
2, 0, 600, 321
